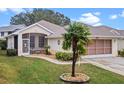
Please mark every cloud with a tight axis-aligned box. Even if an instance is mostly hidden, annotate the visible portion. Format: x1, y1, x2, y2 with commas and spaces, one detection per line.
0, 8, 27, 14
110, 14, 118, 19
93, 23, 102, 26
8, 8, 26, 14
93, 12, 101, 16
0, 8, 8, 12
77, 12, 102, 26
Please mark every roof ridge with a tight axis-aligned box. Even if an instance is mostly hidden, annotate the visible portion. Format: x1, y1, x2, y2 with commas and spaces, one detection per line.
94, 25, 118, 30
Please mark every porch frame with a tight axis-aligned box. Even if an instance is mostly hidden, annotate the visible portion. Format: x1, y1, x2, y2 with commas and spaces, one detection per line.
18, 33, 47, 56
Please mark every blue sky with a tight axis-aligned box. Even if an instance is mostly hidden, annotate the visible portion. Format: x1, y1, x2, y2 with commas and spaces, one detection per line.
0, 8, 124, 30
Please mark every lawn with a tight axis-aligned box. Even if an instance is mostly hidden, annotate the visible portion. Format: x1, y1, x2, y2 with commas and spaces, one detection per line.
0, 50, 124, 84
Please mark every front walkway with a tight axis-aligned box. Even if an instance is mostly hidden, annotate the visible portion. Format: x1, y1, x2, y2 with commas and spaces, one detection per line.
24, 55, 88, 65
83, 57, 124, 76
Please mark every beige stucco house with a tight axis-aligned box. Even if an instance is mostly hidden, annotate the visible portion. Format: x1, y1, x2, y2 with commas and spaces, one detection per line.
6, 20, 124, 58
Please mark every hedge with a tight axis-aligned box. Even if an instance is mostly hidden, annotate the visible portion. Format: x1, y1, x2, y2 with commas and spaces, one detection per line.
55, 52, 72, 61
0, 40, 7, 50
7, 49, 17, 56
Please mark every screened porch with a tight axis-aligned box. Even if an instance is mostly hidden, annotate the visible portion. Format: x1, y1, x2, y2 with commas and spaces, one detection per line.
22, 33, 47, 54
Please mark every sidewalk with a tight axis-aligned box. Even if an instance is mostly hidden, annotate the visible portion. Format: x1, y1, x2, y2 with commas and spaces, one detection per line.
24, 55, 88, 65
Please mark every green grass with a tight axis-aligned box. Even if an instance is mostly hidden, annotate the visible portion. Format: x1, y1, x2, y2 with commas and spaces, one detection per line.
0, 50, 124, 84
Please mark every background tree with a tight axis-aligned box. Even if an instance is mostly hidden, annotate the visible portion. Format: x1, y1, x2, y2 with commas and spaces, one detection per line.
62, 22, 91, 77
10, 8, 70, 26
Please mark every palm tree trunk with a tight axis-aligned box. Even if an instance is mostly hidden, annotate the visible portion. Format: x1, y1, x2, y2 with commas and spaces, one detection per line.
71, 37, 77, 77
72, 48, 76, 77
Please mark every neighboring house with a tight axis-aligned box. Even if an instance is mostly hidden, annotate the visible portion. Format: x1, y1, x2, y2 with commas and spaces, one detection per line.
5, 20, 124, 58
0, 25, 26, 40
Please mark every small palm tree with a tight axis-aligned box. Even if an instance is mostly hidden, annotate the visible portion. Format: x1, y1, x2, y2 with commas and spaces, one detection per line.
63, 22, 91, 77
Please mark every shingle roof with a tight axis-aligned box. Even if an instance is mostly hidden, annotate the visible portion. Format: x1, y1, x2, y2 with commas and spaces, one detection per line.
6, 20, 124, 38
37, 20, 67, 38
89, 26, 122, 37
38, 20, 124, 38
0, 24, 26, 32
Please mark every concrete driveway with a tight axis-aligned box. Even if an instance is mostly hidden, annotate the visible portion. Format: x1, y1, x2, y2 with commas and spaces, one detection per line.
83, 57, 124, 76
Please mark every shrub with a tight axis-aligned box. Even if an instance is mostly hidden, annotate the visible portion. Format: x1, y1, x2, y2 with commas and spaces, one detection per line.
7, 49, 17, 56
44, 45, 51, 55
118, 49, 124, 57
55, 52, 72, 61
0, 40, 7, 50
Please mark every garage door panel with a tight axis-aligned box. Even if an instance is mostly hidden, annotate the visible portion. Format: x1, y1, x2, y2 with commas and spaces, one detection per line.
87, 40, 96, 47
86, 39, 112, 55
104, 40, 112, 47
104, 48, 112, 54
96, 40, 104, 47
96, 48, 104, 54
87, 48, 96, 55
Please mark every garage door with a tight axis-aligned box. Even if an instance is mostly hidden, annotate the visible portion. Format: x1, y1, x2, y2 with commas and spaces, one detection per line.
86, 39, 112, 55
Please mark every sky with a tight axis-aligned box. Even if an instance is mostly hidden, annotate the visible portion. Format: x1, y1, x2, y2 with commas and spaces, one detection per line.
0, 8, 124, 30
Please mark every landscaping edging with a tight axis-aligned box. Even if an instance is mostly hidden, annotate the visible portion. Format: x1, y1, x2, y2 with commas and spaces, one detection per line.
60, 73, 90, 84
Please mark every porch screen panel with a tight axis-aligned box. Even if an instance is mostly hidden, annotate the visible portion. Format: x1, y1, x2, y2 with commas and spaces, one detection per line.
39, 35, 45, 48
22, 33, 29, 39
30, 35, 35, 48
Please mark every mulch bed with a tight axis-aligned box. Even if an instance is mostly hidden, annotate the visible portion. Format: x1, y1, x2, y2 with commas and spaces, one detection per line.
60, 73, 90, 84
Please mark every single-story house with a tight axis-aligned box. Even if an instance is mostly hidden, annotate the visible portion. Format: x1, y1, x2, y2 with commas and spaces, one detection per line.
5, 20, 124, 58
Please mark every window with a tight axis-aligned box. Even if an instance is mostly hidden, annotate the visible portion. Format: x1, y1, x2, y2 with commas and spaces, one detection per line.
39, 35, 45, 48
58, 40, 60, 45
1, 32, 4, 37
30, 35, 35, 48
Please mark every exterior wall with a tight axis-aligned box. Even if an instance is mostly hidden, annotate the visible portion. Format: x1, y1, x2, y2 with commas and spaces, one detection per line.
117, 39, 124, 51
48, 38, 63, 54
112, 39, 118, 56
7, 36, 14, 49
48, 38, 72, 54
